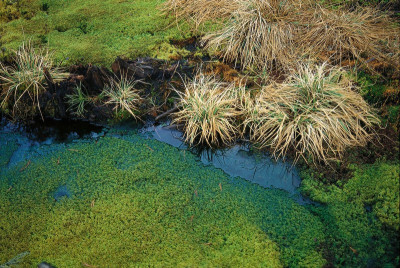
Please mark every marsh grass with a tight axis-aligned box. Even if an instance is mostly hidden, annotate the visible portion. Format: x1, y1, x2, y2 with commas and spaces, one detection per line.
301, 6, 399, 68
104, 76, 143, 120
242, 63, 379, 162
173, 73, 241, 147
0, 42, 65, 119
203, 0, 308, 71
202, 1, 399, 73
65, 83, 92, 118
161, 0, 240, 30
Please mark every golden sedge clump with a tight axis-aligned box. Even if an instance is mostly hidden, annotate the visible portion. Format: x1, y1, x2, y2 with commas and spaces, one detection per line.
203, 0, 308, 71
173, 73, 242, 147
242, 63, 380, 162
301, 6, 399, 68
104, 76, 143, 120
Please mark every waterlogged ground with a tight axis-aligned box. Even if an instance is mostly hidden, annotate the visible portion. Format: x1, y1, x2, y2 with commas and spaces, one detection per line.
0, 122, 399, 267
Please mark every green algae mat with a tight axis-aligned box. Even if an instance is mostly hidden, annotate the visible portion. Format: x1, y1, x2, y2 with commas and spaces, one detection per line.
0, 130, 399, 267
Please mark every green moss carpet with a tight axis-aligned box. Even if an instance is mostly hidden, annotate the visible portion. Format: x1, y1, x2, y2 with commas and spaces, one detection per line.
0, 129, 398, 267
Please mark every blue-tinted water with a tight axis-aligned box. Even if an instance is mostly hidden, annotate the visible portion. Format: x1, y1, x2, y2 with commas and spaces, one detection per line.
0, 118, 308, 204
139, 123, 309, 204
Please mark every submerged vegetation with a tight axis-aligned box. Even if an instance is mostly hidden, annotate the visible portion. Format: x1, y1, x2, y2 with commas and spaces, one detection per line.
301, 161, 399, 266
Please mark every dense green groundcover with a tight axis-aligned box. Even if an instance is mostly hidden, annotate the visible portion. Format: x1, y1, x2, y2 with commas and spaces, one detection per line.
0, 129, 398, 267
0, 0, 190, 66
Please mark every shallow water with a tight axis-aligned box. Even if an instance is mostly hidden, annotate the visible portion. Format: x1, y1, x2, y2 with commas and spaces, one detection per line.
140, 123, 305, 199
0, 118, 308, 203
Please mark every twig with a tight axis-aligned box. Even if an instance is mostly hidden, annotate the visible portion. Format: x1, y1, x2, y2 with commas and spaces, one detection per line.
43, 67, 55, 93
20, 160, 31, 172
155, 106, 178, 121
144, 144, 154, 152
164, 124, 184, 130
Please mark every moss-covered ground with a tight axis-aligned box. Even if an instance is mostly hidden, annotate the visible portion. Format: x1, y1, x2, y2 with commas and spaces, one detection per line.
0, 0, 190, 66
0, 129, 398, 267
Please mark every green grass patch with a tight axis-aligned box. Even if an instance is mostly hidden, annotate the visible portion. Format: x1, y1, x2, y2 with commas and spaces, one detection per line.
0, 0, 190, 66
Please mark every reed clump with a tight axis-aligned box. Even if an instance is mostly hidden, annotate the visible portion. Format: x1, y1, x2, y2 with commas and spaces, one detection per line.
65, 83, 92, 118
301, 6, 399, 68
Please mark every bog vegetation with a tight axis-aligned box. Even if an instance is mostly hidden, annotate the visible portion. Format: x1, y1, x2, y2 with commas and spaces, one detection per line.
0, 0, 398, 162
0, 0, 399, 267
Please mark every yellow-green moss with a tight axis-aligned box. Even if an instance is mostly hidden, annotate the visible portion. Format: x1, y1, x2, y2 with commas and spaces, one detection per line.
0, 131, 326, 267
0, 0, 191, 66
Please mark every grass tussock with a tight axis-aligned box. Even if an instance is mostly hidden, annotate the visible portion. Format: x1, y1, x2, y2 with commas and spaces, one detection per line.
301, 6, 399, 68
173, 73, 241, 147
104, 76, 143, 120
242, 63, 379, 162
201, 1, 398, 72
203, 0, 306, 71
161, 0, 240, 30
0, 42, 65, 119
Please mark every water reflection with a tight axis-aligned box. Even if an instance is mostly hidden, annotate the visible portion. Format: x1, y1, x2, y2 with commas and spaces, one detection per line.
140, 123, 309, 204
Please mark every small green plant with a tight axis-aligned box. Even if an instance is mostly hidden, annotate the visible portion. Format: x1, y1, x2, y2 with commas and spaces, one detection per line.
0, 41, 65, 119
104, 76, 143, 120
242, 63, 380, 162
65, 83, 91, 117
173, 72, 241, 147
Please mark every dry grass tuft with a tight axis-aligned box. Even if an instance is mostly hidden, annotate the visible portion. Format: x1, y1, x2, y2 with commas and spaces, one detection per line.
0, 42, 65, 119
173, 72, 242, 147
203, 0, 308, 71
301, 6, 399, 68
242, 63, 379, 162
161, 0, 240, 30
104, 76, 143, 120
